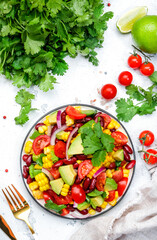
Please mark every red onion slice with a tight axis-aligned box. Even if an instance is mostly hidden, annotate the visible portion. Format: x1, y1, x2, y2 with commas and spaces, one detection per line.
93, 167, 106, 178
73, 202, 78, 208
57, 110, 62, 129
42, 168, 53, 181
66, 127, 78, 160
46, 125, 52, 136
50, 125, 67, 145
70, 212, 90, 219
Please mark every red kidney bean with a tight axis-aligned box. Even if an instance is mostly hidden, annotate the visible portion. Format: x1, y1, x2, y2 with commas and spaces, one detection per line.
120, 160, 127, 167
108, 162, 116, 169
125, 160, 136, 169
75, 154, 87, 160
76, 117, 92, 123
94, 112, 102, 121
23, 165, 29, 179
75, 123, 83, 128
75, 176, 82, 184
66, 204, 75, 212
123, 148, 130, 161
51, 124, 58, 135
85, 189, 92, 194
77, 209, 88, 215
63, 157, 77, 165
110, 128, 116, 133
61, 110, 67, 125
22, 154, 29, 162
83, 177, 91, 191
123, 144, 133, 154
73, 131, 78, 138
89, 178, 96, 191
73, 162, 79, 169
100, 116, 104, 127
35, 123, 45, 130
27, 175, 33, 184
64, 126, 73, 132
96, 207, 102, 212
53, 160, 63, 168
55, 138, 59, 144
25, 155, 32, 167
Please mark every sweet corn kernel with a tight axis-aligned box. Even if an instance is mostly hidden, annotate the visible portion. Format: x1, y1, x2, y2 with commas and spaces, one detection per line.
103, 129, 111, 135
66, 115, 74, 126
64, 184, 70, 189
44, 145, 54, 154
29, 181, 39, 191
88, 208, 96, 215
74, 106, 81, 111
106, 169, 112, 178
42, 156, 48, 163
40, 184, 50, 192
107, 119, 120, 130
60, 191, 68, 196
34, 164, 42, 170
60, 131, 70, 142
43, 161, 53, 169
123, 169, 130, 174
123, 173, 129, 178
115, 191, 119, 199
76, 160, 82, 164
38, 125, 48, 133
24, 141, 33, 154
87, 167, 99, 179
32, 190, 43, 199
109, 199, 117, 206
101, 201, 108, 209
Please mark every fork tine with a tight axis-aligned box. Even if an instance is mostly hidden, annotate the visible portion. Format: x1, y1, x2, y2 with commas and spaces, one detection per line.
8, 186, 23, 208
11, 184, 28, 206
2, 189, 15, 213
5, 188, 20, 210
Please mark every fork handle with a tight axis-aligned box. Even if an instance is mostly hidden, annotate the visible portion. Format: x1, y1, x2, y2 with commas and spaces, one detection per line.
24, 218, 35, 234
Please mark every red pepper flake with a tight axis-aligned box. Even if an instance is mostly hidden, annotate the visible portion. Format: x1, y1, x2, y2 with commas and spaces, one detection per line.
5, 169, 8, 173
3, 116, 6, 119
107, 3, 111, 6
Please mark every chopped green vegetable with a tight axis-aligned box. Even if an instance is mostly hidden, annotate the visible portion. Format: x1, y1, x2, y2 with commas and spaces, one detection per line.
29, 164, 42, 178
14, 89, 37, 125
81, 122, 115, 166
30, 131, 44, 140
87, 189, 103, 197
32, 153, 45, 166
45, 200, 66, 213
51, 150, 59, 163
116, 84, 157, 122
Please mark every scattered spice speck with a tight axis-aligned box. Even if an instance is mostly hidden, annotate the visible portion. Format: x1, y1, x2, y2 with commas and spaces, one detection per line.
107, 3, 111, 7
5, 169, 8, 173
3, 116, 6, 119
99, 71, 103, 74
90, 99, 97, 105
97, 88, 101, 95
104, 72, 107, 75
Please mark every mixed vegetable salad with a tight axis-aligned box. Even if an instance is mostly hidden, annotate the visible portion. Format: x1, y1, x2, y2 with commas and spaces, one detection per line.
22, 105, 135, 218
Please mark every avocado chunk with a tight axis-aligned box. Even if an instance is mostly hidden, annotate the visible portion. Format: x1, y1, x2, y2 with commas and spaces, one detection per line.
68, 135, 84, 156
78, 120, 95, 134
104, 178, 118, 191
49, 111, 57, 124
90, 196, 104, 209
59, 165, 77, 186
77, 201, 90, 211
113, 149, 124, 161
50, 178, 64, 195
80, 109, 97, 116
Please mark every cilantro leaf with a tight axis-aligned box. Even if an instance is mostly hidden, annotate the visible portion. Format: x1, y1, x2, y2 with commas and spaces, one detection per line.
149, 71, 157, 84
24, 35, 45, 55
45, 200, 66, 213
83, 135, 102, 155
39, 72, 57, 92
101, 133, 115, 152
92, 150, 107, 167
126, 84, 144, 101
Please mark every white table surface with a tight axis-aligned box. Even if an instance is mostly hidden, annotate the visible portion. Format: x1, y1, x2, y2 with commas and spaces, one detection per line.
0, 0, 157, 239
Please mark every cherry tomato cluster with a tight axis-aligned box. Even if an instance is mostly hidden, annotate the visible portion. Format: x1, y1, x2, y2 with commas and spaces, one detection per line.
139, 130, 157, 164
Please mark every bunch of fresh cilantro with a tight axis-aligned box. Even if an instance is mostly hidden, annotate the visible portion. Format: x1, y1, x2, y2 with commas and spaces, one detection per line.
0, 0, 113, 125
81, 121, 115, 166
116, 71, 157, 122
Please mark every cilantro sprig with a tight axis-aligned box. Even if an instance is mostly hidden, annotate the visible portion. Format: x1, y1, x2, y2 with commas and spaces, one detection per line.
81, 122, 115, 166
45, 200, 66, 214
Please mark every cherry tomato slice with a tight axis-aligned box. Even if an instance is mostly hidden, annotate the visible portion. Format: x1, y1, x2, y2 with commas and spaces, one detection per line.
43, 190, 72, 205
101, 84, 117, 100
71, 184, 86, 204
112, 167, 123, 183
111, 131, 128, 146
50, 167, 60, 179
60, 208, 70, 216
118, 71, 133, 86
66, 106, 86, 120
96, 172, 106, 191
106, 190, 115, 202
32, 135, 50, 155
101, 113, 111, 128
54, 141, 66, 158
117, 177, 128, 197
140, 62, 154, 76
78, 160, 93, 180
139, 130, 155, 146
128, 54, 142, 69
143, 149, 157, 164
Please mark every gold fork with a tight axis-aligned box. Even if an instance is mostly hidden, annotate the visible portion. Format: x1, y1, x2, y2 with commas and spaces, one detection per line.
2, 184, 34, 234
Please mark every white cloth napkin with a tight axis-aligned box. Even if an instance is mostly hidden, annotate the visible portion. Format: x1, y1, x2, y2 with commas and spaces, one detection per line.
70, 167, 157, 240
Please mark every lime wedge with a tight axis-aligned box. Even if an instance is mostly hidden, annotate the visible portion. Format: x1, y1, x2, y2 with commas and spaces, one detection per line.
117, 6, 148, 33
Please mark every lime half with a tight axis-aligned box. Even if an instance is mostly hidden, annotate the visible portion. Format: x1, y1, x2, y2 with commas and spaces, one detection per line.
117, 6, 148, 33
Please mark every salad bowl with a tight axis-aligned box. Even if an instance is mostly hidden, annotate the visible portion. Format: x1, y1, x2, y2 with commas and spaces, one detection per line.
20, 104, 135, 219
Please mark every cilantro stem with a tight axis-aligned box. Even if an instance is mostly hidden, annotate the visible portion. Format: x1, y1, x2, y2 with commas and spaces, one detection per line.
15, 18, 25, 30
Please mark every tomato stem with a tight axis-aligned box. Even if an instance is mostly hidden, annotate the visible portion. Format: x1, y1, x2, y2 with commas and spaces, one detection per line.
132, 45, 154, 62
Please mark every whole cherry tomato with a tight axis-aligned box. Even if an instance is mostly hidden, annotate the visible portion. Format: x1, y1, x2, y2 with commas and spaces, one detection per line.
128, 54, 142, 69
118, 71, 133, 86
139, 130, 155, 146
71, 184, 86, 204
101, 84, 117, 100
140, 62, 154, 76
54, 141, 66, 158
143, 149, 157, 164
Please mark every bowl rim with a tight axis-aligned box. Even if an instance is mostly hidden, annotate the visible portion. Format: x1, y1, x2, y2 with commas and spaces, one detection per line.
20, 103, 136, 220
